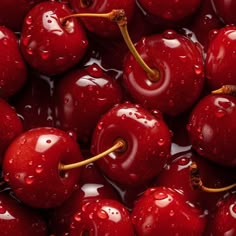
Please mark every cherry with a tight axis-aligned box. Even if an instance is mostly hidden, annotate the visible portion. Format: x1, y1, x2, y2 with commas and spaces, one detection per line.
0, 98, 23, 163
137, 0, 201, 26
91, 102, 172, 186
54, 63, 122, 144
69, 198, 135, 235
2, 127, 83, 208
0, 0, 44, 32
211, 0, 236, 24
0, 191, 48, 235
187, 93, 236, 167
0, 26, 27, 98
11, 71, 55, 131
206, 25, 236, 90
205, 192, 236, 235
131, 186, 206, 235
68, 0, 135, 38
20, 1, 88, 76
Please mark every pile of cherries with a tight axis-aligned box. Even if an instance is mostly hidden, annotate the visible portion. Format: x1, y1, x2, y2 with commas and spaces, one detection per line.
1, 0, 236, 235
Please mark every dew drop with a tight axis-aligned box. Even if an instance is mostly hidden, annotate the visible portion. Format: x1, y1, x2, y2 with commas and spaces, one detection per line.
0, 206, 6, 214
97, 209, 108, 220
2, 38, 8, 46
47, 19, 52, 23
177, 157, 190, 166
4, 173, 10, 182
88, 85, 93, 91
97, 121, 104, 130
35, 165, 43, 174
89, 212, 94, 219
25, 176, 35, 185
27, 47, 33, 55
87, 64, 103, 77
158, 138, 165, 146
28, 160, 33, 166
154, 191, 168, 200
39, 49, 49, 60
163, 30, 177, 39
215, 109, 226, 118
169, 210, 175, 216
8, 159, 13, 164
26, 15, 33, 25
22, 35, 31, 46
121, 114, 126, 120
193, 64, 203, 76
74, 213, 82, 222
46, 139, 51, 144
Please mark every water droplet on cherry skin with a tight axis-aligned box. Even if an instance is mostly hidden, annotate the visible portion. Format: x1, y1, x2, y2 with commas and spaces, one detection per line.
26, 15, 33, 25
0, 206, 6, 214
97, 209, 109, 220
154, 191, 168, 200
215, 109, 226, 118
163, 30, 177, 39
24, 175, 35, 185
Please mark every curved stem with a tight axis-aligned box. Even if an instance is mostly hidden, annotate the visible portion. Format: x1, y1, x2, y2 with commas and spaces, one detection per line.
59, 139, 126, 171
190, 162, 236, 193
212, 85, 236, 96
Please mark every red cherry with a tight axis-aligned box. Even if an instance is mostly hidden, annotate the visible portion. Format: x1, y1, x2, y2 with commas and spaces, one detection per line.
0, 191, 48, 235
131, 186, 206, 235
69, 0, 135, 38
206, 25, 236, 90
2, 127, 83, 208
54, 63, 122, 144
137, 0, 201, 26
20, 1, 88, 76
0, 0, 44, 32
0, 98, 23, 163
187, 93, 236, 167
69, 199, 135, 235
123, 30, 205, 116
211, 0, 236, 24
91, 102, 172, 186
0, 26, 27, 98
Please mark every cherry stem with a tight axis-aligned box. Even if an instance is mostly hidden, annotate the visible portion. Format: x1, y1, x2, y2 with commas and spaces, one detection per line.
190, 162, 236, 193
59, 139, 126, 171
61, 9, 159, 82
212, 85, 236, 96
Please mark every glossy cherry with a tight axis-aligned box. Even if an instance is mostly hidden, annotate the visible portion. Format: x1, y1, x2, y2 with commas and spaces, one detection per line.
69, 198, 135, 235
211, 0, 236, 24
137, 0, 201, 26
0, 98, 23, 163
131, 186, 206, 235
20, 1, 88, 76
206, 25, 236, 90
122, 30, 205, 116
2, 127, 83, 208
69, 0, 135, 38
0, 191, 48, 235
91, 102, 172, 186
0, 26, 27, 98
54, 63, 122, 144
187, 93, 236, 167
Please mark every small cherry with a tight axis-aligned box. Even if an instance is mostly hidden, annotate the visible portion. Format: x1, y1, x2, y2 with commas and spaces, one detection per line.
131, 186, 207, 235
20, 1, 88, 76
54, 63, 123, 144
187, 93, 236, 167
0, 26, 27, 98
69, 198, 135, 235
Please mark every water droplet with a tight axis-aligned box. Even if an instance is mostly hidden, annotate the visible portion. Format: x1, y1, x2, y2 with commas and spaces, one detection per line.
193, 64, 203, 76
168, 99, 175, 107
89, 212, 94, 219
88, 85, 93, 91
199, 133, 204, 140
35, 165, 43, 174
26, 47, 33, 55
87, 64, 103, 77
177, 157, 190, 166
25, 176, 35, 185
28, 160, 33, 166
8, 159, 13, 164
121, 114, 126, 120
47, 19, 52, 23
208, 29, 219, 41
129, 173, 138, 181
169, 210, 175, 216
97, 121, 104, 130
4, 173, 10, 182
46, 139, 51, 144
158, 138, 165, 146
74, 212, 82, 222
22, 35, 31, 46
154, 191, 168, 200
163, 30, 177, 39
39, 49, 49, 60
215, 109, 226, 118
2, 38, 8, 46
97, 209, 108, 219
26, 16, 33, 25
0, 206, 6, 214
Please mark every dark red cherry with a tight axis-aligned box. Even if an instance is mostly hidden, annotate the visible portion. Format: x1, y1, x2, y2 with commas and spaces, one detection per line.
69, 0, 135, 38
137, 0, 201, 26
131, 186, 206, 235
187, 93, 236, 167
0, 26, 27, 98
123, 30, 205, 116
0, 191, 48, 235
206, 192, 236, 235
91, 102, 172, 186
206, 25, 236, 90
211, 0, 236, 24
20, 1, 88, 76
54, 63, 122, 144
0, 0, 44, 32
2, 127, 83, 208
69, 199, 135, 235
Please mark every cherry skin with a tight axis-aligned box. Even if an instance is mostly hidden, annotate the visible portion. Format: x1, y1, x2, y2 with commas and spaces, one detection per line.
2, 127, 83, 208
91, 102, 172, 186
54, 63, 123, 144
0, 191, 48, 235
0, 0, 44, 32
122, 30, 205, 116
20, 1, 88, 76
187, 94, 236, 167
69, 0, 135, 38
206, 25, 236, 90
0, 26, 27, 98
137, 0, 201, 26
69, 198, 135, 236
12, 71, 55, 131
206, 192, 236, 235
211, 0, 236, 24
49, 162, 120, 235
131, 186, 206, 235
0, 98, 23, 163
